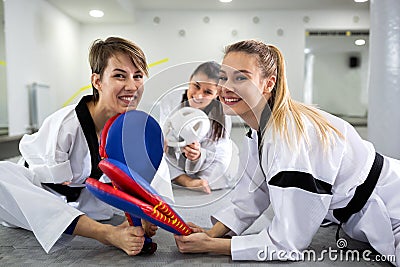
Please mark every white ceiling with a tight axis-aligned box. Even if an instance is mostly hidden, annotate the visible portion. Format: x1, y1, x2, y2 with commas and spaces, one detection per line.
45, 0, 369, 24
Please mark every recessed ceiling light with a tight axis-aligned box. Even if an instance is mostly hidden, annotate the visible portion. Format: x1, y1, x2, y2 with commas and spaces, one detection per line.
219, 0, 232, 3
89, 10, 104, 18
354, 0, 368, 3
355, 39, 366, 46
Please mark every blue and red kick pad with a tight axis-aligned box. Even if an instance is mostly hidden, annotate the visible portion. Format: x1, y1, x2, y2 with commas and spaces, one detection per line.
86, 110, 192, 255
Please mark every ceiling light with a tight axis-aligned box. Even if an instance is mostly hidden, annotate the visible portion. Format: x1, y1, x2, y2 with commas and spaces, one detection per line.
219, 0, 232, 3
355, 39, 366, 46
89, 10, 104, 18
354, 0, 368, 3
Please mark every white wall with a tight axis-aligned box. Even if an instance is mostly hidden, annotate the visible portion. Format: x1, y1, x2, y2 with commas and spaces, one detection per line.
0, 1, 7, 128
80, 10, 306, 113
312, 50, 369, 117
3, 2, 370, 135
4, 0, 81, 135
79, 9, 369, 114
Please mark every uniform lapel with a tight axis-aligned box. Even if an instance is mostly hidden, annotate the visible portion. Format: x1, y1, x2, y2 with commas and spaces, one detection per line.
75, 95, 103, 180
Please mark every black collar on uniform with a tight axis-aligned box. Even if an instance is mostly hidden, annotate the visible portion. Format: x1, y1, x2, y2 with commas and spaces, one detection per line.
246, 127, 253, 138
257, 104, 272, 177
245, 104, 272, 140
41, 95, 102, 203
258, 104, 272, 138
75, 95, 103, 180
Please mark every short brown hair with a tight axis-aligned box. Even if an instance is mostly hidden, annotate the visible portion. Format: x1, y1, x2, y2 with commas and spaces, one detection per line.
89, 37, 148, 102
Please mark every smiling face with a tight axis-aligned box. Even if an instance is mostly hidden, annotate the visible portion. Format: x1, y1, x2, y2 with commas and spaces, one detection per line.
186, 72, 218, 110
91, 53, 144, 116
218, 52, 268, 121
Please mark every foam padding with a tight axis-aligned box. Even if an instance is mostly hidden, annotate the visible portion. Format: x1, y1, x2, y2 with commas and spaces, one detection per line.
99, 159, 190, 230
86, 178, 192, 235
105, 110, 164, 183
91, 110, 192, 237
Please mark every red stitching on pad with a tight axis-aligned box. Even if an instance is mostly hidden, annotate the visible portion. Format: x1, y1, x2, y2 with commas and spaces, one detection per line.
99, 160, 158, 206
86, 178, 192, 235
88, 110, 192, 236
98, 159, 191, 233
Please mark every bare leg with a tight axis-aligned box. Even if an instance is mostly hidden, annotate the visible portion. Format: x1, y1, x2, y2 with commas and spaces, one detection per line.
73, 215, 145, 256
173, 174, 211, 194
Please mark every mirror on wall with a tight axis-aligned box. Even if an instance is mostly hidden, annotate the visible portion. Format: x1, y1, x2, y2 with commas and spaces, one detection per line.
0, 1, 7, 136
304, 29, 369, 125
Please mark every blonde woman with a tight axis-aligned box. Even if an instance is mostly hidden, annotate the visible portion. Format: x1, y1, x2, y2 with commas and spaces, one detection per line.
175, 40, 400, 265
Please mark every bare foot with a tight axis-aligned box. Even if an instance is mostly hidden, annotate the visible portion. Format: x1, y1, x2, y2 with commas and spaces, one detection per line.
104, 220, 145, 256
73, 215, 145, 256
174, 175, 211, 194
141, 219, 158, 237
189, 178, 211, 194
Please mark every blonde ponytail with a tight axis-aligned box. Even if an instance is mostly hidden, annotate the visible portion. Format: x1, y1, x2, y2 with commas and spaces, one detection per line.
268, 45, 343, 148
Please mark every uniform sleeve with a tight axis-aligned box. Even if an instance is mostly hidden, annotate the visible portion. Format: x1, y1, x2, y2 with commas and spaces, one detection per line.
211, 134, 270, 235
183, 146, 207, 173
186, 137, 232, 180
230, 173, 333, 261
150, 156, 174, 203
159, 89, 184, 127
19, 109, 76, 184
224, 120, 336, 261
185, 115, 233, 181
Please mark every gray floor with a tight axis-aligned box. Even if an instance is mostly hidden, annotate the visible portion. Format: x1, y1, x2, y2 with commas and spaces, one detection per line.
0, 123, 393, 266
0, 187, 391, 266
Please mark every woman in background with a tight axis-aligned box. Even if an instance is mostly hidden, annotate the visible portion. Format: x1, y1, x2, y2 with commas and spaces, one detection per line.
160, 61, 232, 194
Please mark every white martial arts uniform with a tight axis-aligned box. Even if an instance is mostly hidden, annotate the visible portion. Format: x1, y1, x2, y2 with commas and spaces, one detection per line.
0, 95, 172, 253
159, 88, 233, 190
212, 106, 400, 265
